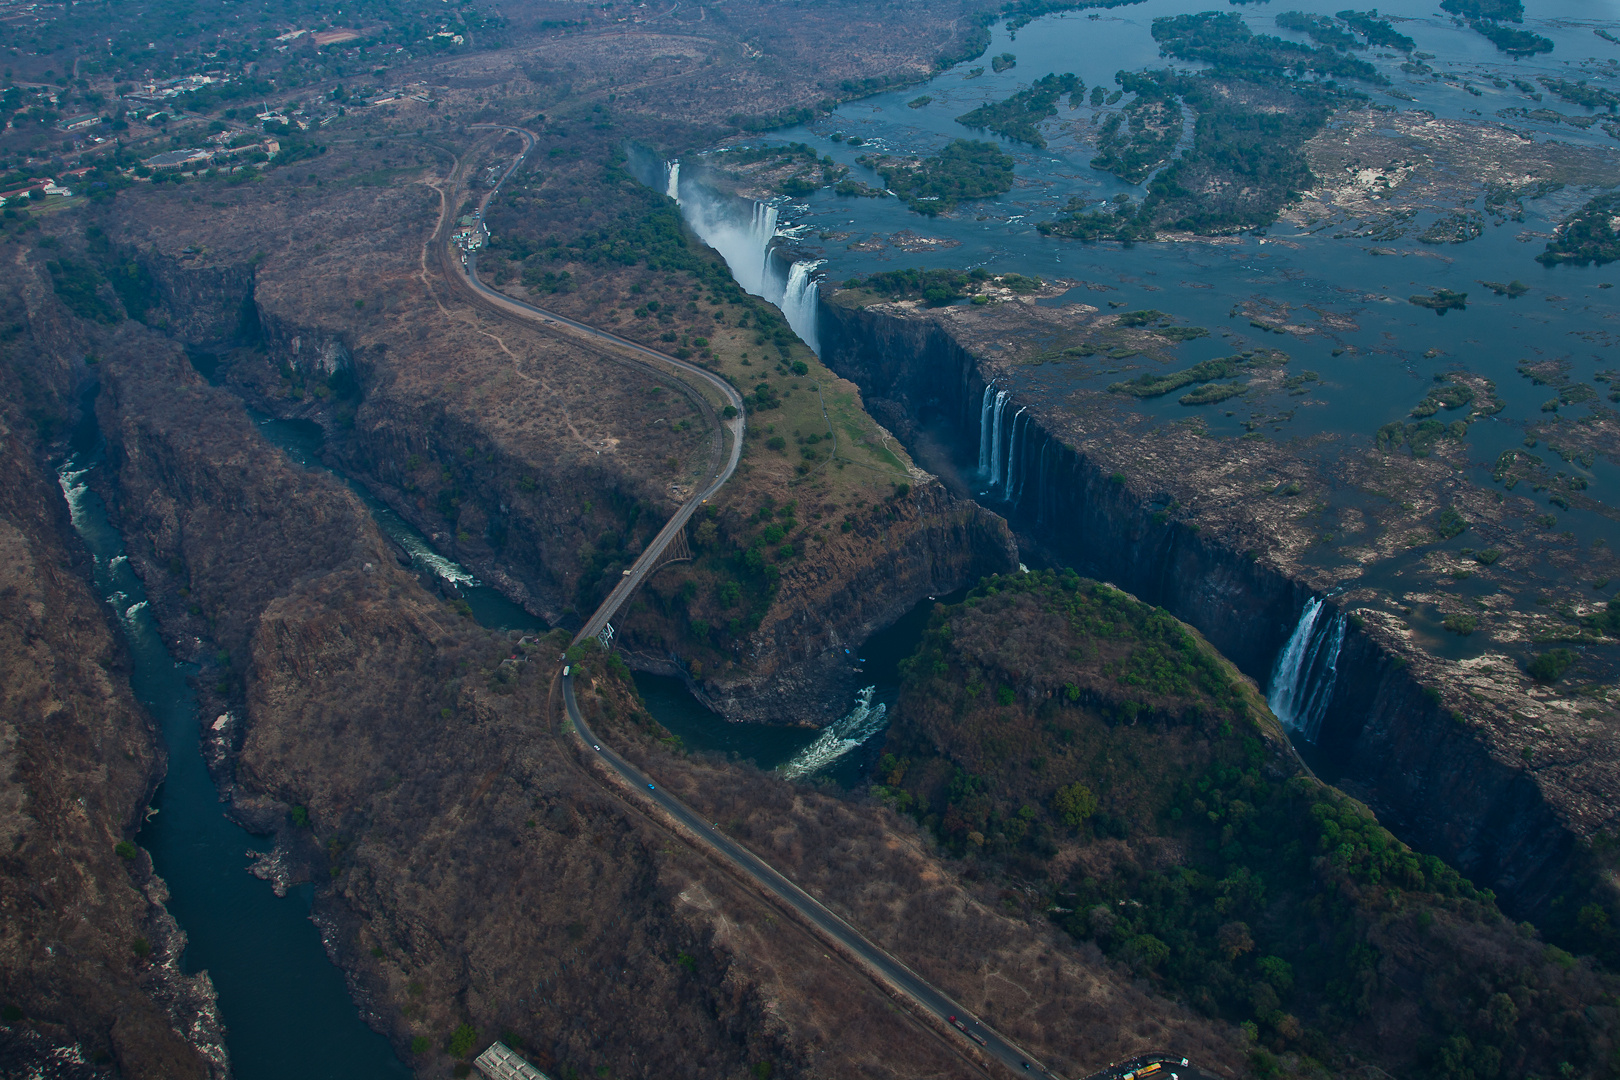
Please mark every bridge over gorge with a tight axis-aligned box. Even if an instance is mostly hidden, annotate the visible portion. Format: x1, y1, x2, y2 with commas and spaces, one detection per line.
448, 127, 1213, 1080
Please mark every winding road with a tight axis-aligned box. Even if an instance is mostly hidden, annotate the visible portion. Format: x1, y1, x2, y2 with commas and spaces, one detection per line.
442, 126, 746, 645
437, 129, 1207, 1080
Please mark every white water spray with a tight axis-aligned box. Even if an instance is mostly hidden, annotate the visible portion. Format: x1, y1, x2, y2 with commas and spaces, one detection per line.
781, 259, 823, 356
679, 193, 779, 297
1267, 598, 1346, 743
659, 162, 824, 352
987, 391, 1010, 486
978, 385, 996, 475
778, 687, 888, 780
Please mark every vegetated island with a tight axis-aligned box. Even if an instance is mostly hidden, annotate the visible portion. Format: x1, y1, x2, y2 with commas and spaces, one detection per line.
838, 266, 1045, 306
1275, 11, 1358, 51
857, 138, 1015, 215
1042, 12, 1387, 240
875, 569, 1616, 1078
1108, 349, 1288, 403
1439, 0, 1552, 53
1468, 19, 1554, 56
955, 72, 1083, 149
1335, 9, 1416, 51
1409, 288, 1469, 313
1439, 0, 1523, 17
1537, 192, 1620, 267
1089, 72, 1185, 183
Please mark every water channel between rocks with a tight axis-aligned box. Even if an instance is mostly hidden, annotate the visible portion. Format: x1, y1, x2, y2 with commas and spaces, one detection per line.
58, 406, 411, 1080
57, 391, 939, 1072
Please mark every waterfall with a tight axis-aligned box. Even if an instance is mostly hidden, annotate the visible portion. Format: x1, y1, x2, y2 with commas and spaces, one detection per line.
1267, 598, 1345, 743
778, 687, 888, 779
1004, 407, 1027, 500
1034, 437, 1050, 524
666, 174, 822, 353
1297, 613, 1345, 743
678, 192, 779, 297
978, 385, 996, 475
987, 391, 1010, 486
781, 259, 823, 356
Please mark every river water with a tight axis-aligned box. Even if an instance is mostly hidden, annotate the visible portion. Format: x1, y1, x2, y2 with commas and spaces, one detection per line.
58, 388, 898, 1074
56, 409, 411, 1079
633, 0, 1620, 748
642, 0, 1620, 537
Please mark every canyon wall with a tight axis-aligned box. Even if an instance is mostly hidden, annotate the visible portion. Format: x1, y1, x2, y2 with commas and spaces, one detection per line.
134, 235, 1015, 725
818, 295, 1585, 920
0, 265, 218, 1076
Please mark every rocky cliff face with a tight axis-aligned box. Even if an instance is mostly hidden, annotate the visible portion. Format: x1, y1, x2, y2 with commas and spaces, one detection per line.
817, 292, 1609, 924
106, 169, 1015, 726
678, 479, 1016, 723
0, 256, 216, 1078
86, 322, 999, 1078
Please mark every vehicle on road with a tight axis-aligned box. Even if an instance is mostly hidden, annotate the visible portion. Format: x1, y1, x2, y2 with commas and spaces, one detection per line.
562, 666, 569, 676
648, 783, 656, 790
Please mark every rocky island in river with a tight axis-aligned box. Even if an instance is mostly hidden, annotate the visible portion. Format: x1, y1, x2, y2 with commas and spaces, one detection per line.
0, 0, 1617, 1079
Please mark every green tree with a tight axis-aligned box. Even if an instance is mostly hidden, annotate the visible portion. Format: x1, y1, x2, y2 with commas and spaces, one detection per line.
448, 1023, 477, 1058
1051, 782, 1098, 827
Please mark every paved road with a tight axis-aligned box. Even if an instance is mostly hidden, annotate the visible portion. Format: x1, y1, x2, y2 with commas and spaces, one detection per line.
443, 130, 1209, 1080
561, 674, 1059, 1079
443, 125, 745, 644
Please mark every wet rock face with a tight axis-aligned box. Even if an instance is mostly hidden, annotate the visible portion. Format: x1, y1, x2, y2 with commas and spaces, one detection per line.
818, 299, 1303, 677
816, 293, 1615, 922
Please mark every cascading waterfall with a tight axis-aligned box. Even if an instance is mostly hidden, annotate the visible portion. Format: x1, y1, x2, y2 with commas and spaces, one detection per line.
657, 161, 823, 353
677, 190, 779, 297
1004, 407, 1027, 500
781, 259, 823, 356
986, 391, 1010, 486
777, 687, 888, 779
1297, 613, 1345, 743
978, 385, 996, 475
1267, 598, 1346, 743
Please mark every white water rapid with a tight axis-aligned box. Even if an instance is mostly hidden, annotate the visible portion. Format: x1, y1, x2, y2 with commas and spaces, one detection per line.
1267, 598, 1346, 743
777, 687, 888, 780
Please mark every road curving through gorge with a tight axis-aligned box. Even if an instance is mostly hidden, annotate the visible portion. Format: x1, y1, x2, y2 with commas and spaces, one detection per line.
436, 126, 1084, 1080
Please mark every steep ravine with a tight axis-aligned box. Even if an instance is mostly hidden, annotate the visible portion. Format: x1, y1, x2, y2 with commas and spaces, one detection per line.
818, 295, 1583, 921
138, 242, 1015, 726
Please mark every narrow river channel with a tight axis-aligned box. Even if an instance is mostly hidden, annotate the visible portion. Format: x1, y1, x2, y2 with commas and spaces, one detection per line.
57, 383, 942, 1073
57, 405, 412, 1079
